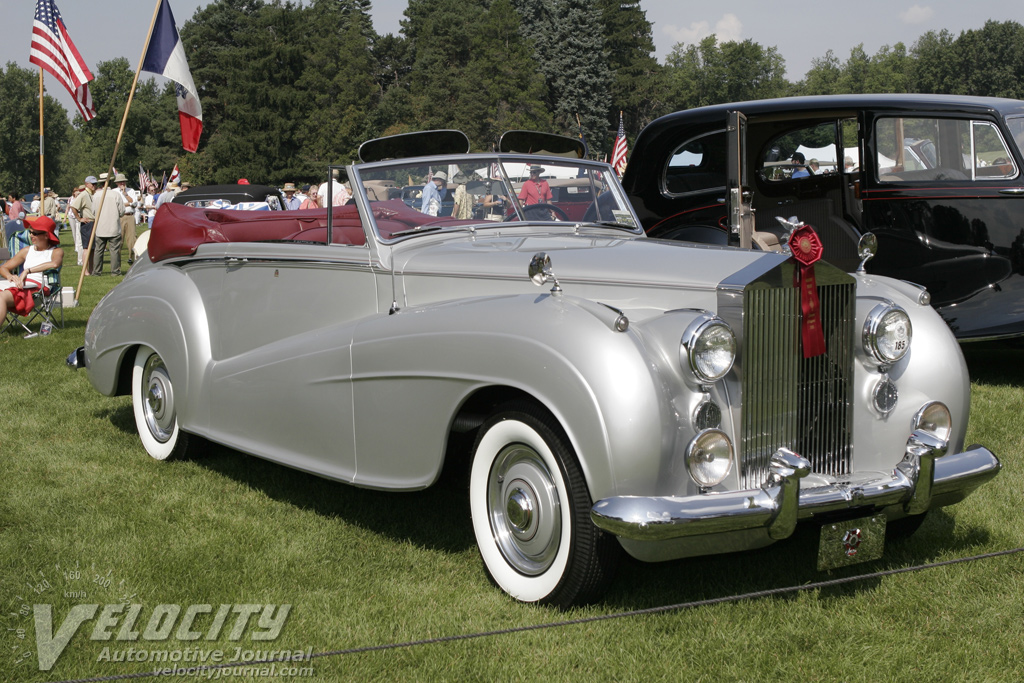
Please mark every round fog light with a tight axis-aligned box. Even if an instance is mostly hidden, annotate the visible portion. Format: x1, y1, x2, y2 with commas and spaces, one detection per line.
872, 375, 898, 415
693, 399, 723, 430
686, 429, 733, 488
913, 401, 951, 444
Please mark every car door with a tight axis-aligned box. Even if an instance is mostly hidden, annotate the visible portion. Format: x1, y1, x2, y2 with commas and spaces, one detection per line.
860, 112, 1024, 327
195, 239, 379, 482
748, 116, 864, 271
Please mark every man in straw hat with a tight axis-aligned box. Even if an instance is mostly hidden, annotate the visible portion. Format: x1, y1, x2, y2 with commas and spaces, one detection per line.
90, 173, 126, 276
282, 182, 301, 210
420, 170, 447, 216
518, 165, 552, 206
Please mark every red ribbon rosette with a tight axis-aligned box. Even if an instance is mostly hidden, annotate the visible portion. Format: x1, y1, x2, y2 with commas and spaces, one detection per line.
790, 224, 826, 358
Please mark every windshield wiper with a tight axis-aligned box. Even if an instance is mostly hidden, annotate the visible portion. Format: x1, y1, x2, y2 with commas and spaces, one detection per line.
389, 225, 445, 238
589, 220, 639, 231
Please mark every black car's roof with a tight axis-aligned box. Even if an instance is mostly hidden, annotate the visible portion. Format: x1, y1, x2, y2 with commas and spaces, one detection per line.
172, 184, 283, 202
645, 94, 1024, 130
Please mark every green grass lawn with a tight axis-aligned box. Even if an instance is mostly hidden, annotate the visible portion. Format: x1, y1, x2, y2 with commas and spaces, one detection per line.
2, 237, 1022, 681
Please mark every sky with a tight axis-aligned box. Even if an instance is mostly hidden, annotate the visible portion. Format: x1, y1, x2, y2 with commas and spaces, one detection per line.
5, 0, 1024, 116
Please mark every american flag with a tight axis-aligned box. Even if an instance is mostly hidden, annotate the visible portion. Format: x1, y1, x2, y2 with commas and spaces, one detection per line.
29, 0, 95, 121
611, 112, 628, 177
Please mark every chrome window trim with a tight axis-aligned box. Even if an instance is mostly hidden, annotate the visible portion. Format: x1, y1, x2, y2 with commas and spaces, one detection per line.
661, 128, 727, 199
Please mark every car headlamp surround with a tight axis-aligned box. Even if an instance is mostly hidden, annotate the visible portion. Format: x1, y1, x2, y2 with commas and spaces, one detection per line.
863, 301, 912, 365
680, 315, 737, 383
685, 428, 734, 489
912, 401, 952, 445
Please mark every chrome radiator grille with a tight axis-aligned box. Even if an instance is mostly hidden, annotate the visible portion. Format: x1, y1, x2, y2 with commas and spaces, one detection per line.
739, 277, 855, 489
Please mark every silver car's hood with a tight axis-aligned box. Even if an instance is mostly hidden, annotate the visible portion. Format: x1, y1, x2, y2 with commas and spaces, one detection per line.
395, 229, 789, 316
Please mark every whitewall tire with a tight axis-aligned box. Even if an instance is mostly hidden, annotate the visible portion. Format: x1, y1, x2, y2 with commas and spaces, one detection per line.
132, 345, 193, 461
469, 403, 619, 607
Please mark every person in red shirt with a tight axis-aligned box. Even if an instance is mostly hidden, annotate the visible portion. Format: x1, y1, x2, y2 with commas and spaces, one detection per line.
518, 166, 552, 206
5, 192, 24, 220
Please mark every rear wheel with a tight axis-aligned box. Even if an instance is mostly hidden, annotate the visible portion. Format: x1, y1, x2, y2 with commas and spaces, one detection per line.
469, 402, 619, 607
132, 345, 195, 461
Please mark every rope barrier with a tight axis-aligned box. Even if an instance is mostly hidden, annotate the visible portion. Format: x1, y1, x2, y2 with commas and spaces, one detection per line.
48, 546, 1024, 683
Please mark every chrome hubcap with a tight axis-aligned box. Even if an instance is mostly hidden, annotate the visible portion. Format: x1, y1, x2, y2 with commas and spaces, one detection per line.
142, 355, 175, 443
505, 484, 536, 540
488, 444, 561, 576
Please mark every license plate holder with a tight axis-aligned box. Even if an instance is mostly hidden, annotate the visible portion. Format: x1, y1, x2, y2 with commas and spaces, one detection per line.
817, 514, 886, 571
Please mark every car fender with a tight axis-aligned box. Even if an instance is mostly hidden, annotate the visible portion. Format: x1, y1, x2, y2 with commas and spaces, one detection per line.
350, 292, 674, 498
84, 264, 212, 431
851, 273, 971, 461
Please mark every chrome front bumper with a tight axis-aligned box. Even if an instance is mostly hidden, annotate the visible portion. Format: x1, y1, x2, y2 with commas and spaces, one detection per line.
67, 346, 86, 370
591, 431, 1001, 542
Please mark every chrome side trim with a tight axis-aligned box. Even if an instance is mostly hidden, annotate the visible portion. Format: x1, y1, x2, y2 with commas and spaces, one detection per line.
591, 442, 999, 543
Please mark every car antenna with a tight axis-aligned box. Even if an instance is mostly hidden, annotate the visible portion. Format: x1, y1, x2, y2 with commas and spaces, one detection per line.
389, 260, 400, 314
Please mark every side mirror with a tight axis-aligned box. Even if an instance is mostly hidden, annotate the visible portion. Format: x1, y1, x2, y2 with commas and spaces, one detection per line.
857, 232, 878, 273
528, 252, 561, 293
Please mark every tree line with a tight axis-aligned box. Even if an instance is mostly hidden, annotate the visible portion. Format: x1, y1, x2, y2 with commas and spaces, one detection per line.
3, 0, 1024, 196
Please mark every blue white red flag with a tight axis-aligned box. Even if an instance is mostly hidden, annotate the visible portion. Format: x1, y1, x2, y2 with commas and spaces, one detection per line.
29, 0, 95, 121
141, 0, 203, 152
611, 112, 628, 177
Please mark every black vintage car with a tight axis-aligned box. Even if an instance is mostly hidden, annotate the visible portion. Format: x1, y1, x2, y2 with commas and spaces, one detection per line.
622, 94, 1024, 341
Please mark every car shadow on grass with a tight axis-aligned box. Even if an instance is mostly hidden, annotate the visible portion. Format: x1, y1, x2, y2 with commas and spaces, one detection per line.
194, 428, 477, 556
102, 403, 477, 554
600, 508, 993, 610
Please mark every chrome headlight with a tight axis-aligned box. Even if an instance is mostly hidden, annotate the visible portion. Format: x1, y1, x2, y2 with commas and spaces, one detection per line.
681, 316, 736, 383
913, 401, 952, 444
863, 302, 912, 365
686, 429, 733, 488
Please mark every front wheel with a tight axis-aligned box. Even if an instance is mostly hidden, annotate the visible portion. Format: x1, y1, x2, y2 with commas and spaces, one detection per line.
132, 345, 195, 461
469, 403, 619, 607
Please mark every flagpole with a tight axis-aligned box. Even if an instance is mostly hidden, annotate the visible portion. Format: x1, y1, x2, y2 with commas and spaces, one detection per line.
76, 0, 163, 302
39, 69, 45, 211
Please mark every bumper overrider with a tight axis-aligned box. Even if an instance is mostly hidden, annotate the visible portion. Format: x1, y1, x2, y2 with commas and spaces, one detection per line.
591, 430, 1001, 542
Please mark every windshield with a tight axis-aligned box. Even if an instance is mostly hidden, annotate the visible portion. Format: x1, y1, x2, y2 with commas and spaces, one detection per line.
353, 155, 639, 240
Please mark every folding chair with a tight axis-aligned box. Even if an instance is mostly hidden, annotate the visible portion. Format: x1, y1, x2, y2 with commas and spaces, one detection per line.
2, 227, 63, 336
7, 226, 30, 257
22, 266, 64, 331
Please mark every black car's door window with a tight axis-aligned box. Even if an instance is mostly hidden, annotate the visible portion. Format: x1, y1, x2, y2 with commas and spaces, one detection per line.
874, 116, 1018, 182
662, 130, 727, 197
759, 122, 841, 181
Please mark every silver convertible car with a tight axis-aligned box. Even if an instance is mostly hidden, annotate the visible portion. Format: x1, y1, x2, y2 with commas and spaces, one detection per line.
71, 131, 1001, 607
